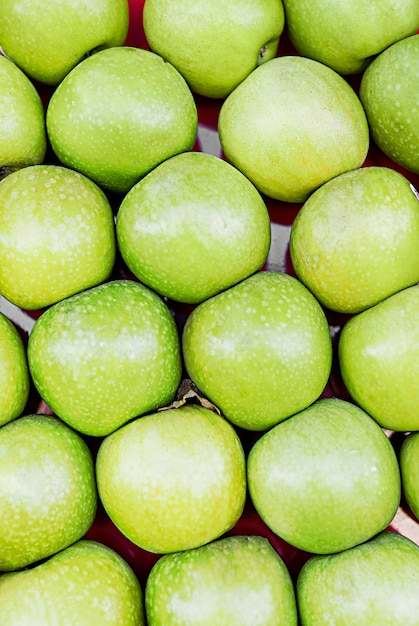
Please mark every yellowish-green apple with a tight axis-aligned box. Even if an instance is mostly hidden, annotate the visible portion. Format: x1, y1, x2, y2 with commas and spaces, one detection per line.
0, 312, 29, 427
400, 433, 419, 522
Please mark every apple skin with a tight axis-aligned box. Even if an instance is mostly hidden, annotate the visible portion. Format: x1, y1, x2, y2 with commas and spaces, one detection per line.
282, 0, 419, 75
96, 405, 246, 554
339, 284, 419, 432
0, 414, 97, 572
27, 279, 182, 437
218, 55, 369, 203
247, 398, 400, 554
0, 164, 116, 310
46, 46, 198, 194
0, 312, 29, 427
290, 166, 419, 314
116, 151, 271, 304
0, 540, 145, 626
400, 433, 419, 522
297, 531, 419, 625
143, 0, 285, 98
0, 0, 129, 85
182, 271, 332, 431
0, 55, 46, 175
145, 535, 297, 626
359, 34, 419, 175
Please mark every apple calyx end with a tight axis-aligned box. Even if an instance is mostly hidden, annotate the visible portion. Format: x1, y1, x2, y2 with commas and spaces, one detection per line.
158, 378, 221, 415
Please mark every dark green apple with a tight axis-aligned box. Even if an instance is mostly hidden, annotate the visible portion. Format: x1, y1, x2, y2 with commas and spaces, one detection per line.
116, 151, 271, 304
0, 540, 145, 625
0, 55, 46, 177
0, 0, 129, 85
360, 34, 419, 175
0, 164, 116, 310
218, 55, 369, 202
27, 280, 182, 437
46, 46, 198, 194
0, 312, 29, 427
297, 531, 419, 625
145, 535, 297, 626
182, 271, 332, 431
290, 166, 419, 314
96, 405, 246, 554
400, 433, 419, 522
0, 414, 97, 571
339, 284, 419, 431
247, 398, 400, 554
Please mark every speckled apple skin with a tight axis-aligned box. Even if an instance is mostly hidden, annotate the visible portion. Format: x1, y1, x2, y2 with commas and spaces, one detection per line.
339, 284, 419, 431
0, 540, 145, 626
297, 531, 419, 626
0, 312, 29, 427
182, 270, 332, 431
283, 0, 419, 75
143, 0, 285, 98
46, 46, 198, 193
0, 0, 129, 85
116, 151, 271, 304
400, 433, 419, 523
0, 165, 116, 310
360, 34, 419, 175
27, 280, 182, 437
290, 166, 419, 314
218, 55, 369, 203
247, 398, 401, 554
0, 55, 46, 170
0, 415, 97, 571
96, 405, 246, 554
145, 535, 297, 626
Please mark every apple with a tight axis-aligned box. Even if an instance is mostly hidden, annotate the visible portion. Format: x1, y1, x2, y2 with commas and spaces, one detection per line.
297, 531, 419, 625
400, 433, 419, 522
116, 151, 271, 304
282, 0, 419, 75
182, 270, 332, 431
96, 404, 246, 554
360, 34, 419, 175
338, 284, 419, 432
0, 414, 97, 571
247, 398, 400, 554
46, 46, 198, 194
0, 540, 145, 625
142, 0, 285, 98
289, 166, 419, 314
0, 55, 46, 178
0, 312, 29, 427
0, 164, 116, 310
218, 55, 369, 203
27, 279, 182, 437
145, 535, 298, 626
0, 0, 129, 85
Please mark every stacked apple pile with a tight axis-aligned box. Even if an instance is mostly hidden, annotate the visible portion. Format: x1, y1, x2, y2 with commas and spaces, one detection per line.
1, 0, 419, 624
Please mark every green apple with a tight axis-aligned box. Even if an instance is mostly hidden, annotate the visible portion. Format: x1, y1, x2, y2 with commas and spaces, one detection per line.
0, 164, 116, 310
0, 414, 97, 571
0, 55, 46, 178
297, 531, 419, 625
96, 404, 246, 554
0, 312, 29, 427
400, 433, 419, 521
247, 398, 400, 554
282, 0, 419, 75
143, 0, 285, 98
116, 151, 271, 304
218, 55, 369, 203
182, 270, 332, 431
0, 540, 145, 625
290, 166, 419, 314
46, 46, 198, 194
360, 34, 419, 175
339, 284, 419, 432
0, 0, 129, 85
27, 279, 182, 437
145, 535, 297, 626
